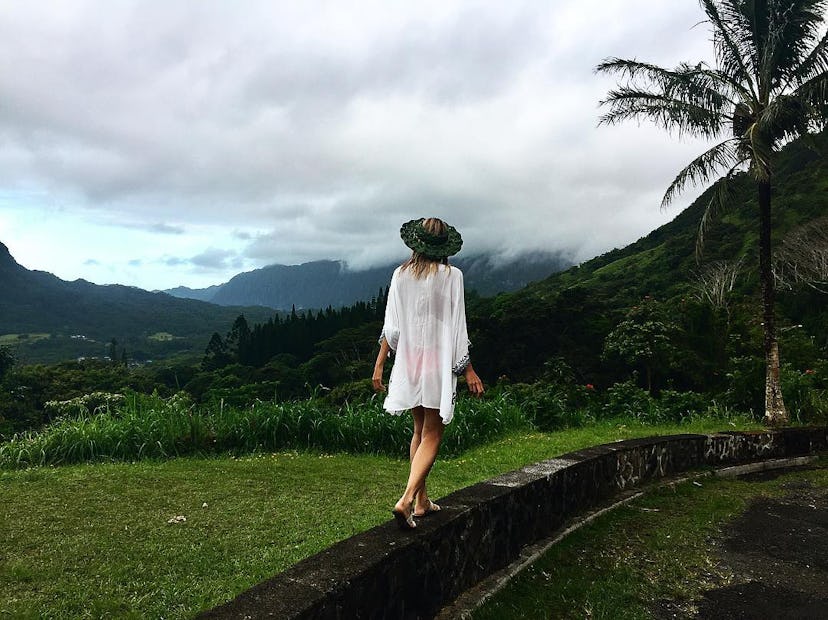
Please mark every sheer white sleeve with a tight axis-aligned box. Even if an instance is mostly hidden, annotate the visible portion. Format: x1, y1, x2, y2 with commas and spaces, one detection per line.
379, 269, 401, 352
450, 268, 471, 376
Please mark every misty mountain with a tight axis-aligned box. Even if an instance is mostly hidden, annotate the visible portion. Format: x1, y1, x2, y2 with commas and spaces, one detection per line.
165, 252, 572, 310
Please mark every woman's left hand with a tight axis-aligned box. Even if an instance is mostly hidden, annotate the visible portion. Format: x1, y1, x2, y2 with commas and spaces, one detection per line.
464, 366, 484, 397
372, 365, 386, 392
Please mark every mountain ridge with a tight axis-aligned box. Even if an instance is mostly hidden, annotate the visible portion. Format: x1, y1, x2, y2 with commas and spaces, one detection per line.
164, 252, 572, 310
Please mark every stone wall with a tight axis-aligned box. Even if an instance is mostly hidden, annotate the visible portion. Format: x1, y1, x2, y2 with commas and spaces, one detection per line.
199, 427, 827, 620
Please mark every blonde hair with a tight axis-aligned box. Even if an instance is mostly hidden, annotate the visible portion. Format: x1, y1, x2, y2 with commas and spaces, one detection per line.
401, 217, 450, 279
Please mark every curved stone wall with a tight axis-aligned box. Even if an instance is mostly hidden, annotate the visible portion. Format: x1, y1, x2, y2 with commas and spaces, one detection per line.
199, 427, 827, 620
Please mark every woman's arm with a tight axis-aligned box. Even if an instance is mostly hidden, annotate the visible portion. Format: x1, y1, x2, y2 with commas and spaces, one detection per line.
463, 363, 484, 396
373, 337, 390, 392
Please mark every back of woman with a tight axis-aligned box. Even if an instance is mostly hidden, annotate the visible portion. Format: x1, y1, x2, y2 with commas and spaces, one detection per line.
383, 263, 467, 424
372, 217, 483, 530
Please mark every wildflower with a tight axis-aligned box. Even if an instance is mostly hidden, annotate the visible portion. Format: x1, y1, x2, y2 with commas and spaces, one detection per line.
805, 369, 815, 375
585, 384, 595, 390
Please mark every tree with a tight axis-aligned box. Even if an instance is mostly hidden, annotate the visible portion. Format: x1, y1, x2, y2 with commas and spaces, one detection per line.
597, 0, 828, 424
0, 346, 15, 382
693, 257, 745, 328
774, 216, 828, 292
603, 297, 680, 393
202, 333, 232, 371
225, 315, 252, 364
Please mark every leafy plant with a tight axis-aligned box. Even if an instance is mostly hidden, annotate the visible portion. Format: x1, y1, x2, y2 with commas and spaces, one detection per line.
603, 297, 681, 392
0, 391, 531, 469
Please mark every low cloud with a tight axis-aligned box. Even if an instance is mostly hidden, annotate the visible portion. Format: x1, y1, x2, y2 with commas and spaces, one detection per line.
0, 1, 718, 287
190, 247, 240, 270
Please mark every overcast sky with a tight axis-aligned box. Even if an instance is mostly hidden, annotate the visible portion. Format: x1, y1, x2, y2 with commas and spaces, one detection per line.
0, 0, 720, 290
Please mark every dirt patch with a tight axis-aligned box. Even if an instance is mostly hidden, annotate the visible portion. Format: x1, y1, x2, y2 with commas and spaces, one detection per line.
659, 470, 828, 619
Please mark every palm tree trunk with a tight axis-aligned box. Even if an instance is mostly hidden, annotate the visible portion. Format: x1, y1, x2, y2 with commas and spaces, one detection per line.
758, 179, 788, 425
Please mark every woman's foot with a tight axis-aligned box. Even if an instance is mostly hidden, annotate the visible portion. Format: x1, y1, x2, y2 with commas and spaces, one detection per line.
392, 499, 416, 530
413, 499, 441, 518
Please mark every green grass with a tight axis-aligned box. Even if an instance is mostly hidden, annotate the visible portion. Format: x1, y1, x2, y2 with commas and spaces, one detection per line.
0, 392, 529, 468
474, 457, 828, 620
147, 332, 176, 341
0, 333, 50, 345
0, 417, 764, 619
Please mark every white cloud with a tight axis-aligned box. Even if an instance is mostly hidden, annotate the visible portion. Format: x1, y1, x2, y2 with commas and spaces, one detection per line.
0, 0, 723, 288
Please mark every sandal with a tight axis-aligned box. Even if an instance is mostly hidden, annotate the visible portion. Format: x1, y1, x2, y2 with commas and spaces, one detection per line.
391, 501, 417, 530
414, 500, 441, 518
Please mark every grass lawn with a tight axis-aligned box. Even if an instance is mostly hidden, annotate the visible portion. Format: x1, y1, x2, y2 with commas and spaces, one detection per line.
0, 333, 50, 346
1, 417, 763, 618
474, 456, 828, 620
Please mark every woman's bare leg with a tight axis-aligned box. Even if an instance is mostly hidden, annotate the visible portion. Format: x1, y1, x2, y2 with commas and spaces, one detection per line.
409, 407, 433, 514
410, 406, 424, 461
395, 407, 444, 516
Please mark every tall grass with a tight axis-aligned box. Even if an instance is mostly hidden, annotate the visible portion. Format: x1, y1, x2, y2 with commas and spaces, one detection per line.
0, 391, 529, 468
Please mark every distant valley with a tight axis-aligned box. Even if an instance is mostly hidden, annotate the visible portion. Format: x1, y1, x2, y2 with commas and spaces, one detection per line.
0, 243, 570, 363
0, 242, 273, 364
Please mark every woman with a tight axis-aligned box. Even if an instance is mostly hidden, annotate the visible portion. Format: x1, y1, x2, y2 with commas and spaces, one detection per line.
373, 217, 484, 530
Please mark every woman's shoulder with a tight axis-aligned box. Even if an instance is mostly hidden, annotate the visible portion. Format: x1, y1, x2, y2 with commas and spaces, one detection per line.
446, 264, 464, 279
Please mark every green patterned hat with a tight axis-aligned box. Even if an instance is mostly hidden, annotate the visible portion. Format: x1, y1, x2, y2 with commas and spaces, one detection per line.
400, 218, 463, 259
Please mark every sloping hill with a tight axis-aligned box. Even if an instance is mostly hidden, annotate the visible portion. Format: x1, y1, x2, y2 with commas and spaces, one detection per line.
468, 130, 828, 382
0, 244, 273, 362
528, 131, 827, 307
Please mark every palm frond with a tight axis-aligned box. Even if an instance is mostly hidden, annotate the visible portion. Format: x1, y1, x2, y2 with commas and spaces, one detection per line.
597, 58, 740, 108
692, 66, 757, 106
696, 162, 747, 259
595, 58, 678, 82
791, 71, 828, 124
716, 0, 762, 80
785, 23, 828, 88
598, 87, 724, 137
700, 0, 758, 97
661, 138, 742, 208
756, 94, 810, 145
766, 0, 828, 87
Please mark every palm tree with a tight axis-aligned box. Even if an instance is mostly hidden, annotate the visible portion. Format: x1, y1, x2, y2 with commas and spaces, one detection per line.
597, 0, 828, 424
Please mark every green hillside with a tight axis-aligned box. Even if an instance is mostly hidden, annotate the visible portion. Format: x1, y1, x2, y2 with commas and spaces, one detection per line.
0, 245, 274, 364
469, 130, 828, 385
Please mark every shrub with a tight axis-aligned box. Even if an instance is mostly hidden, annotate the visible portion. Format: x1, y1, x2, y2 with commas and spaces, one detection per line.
600, 380, 658, 420
326, 379, 375, 406
505, 383, 591, 431
781, 363, 828, 424
658, 390, 709, 422
723, 355, 764, 415
44, 392, 126, 418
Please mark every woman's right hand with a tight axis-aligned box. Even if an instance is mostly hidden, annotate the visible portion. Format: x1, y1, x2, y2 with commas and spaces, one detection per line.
373, 338, 389, 392
372, 365, 386, 392
464, 365, 484, 397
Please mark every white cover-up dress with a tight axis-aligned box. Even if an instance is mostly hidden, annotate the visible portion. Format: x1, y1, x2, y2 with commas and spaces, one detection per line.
380, 264, 471, 425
